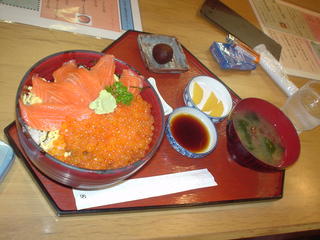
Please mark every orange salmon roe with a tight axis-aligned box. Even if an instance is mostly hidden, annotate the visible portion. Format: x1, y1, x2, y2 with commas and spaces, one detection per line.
48, 95, 154, 170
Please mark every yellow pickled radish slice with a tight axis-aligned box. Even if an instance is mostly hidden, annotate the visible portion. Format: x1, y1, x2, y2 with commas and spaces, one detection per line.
192, 82, 203, 105
208, 102, 224, 117
202, 91, 224, 117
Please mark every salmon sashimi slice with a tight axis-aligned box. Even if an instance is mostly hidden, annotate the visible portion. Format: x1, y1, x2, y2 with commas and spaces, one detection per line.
19, 99, 92, 131
19, 54, 123, 131
31, 75, 91, 105
91, 54, 116, 87
52, 60, 78, 83
119, 69, 144, 96
70, 68, 102, 101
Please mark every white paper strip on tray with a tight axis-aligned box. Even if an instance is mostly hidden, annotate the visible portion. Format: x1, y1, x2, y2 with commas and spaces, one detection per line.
73, 169, 217, 210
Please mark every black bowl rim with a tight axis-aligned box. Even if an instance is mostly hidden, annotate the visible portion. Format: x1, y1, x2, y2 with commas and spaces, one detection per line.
16, 49, 165, 174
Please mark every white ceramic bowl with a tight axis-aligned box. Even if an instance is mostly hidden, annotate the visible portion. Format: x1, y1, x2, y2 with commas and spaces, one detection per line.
165, 106, 218, 158
183, 75, 233, 122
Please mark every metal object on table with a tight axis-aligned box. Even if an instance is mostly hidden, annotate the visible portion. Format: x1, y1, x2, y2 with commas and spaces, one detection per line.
200, 0, 282, 60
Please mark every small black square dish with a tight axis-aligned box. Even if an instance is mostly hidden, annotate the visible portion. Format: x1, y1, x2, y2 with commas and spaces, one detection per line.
138, 34, 189, 73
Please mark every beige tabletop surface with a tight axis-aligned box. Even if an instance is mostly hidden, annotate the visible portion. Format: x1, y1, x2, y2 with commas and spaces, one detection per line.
0, 0, 319, 239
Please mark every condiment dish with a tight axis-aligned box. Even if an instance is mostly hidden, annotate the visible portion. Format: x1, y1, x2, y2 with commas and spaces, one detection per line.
137, 33, 189, 73
165, 106, 217, 158
184, 75, 233, 122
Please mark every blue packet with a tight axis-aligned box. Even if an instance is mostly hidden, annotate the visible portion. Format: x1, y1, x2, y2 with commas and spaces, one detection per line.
210, 42, 257, 70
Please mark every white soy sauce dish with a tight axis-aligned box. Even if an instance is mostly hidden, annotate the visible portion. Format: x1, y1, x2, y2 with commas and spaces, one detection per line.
165, 106, 218, 158
183, 75, 233, 123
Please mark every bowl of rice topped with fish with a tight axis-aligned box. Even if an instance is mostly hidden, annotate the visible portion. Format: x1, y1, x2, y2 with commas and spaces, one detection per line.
16, 50, 165, 189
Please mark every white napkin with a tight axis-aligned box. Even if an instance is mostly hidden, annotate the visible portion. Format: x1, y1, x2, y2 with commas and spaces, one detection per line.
73, 169, 217, 210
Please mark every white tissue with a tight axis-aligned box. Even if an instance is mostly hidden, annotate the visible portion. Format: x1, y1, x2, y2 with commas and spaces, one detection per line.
73, 169, 217, 210
254, 44, 298, 96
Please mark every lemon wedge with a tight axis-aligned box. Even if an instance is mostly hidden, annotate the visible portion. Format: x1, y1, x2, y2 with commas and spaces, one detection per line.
202, 91, 224, 117
192, 82, 203, 105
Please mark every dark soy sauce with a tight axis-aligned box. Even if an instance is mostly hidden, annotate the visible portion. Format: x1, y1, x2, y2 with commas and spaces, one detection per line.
170, 114, 210, 153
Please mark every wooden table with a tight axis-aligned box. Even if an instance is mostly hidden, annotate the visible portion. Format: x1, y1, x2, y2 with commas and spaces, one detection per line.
0, 1, 319, 239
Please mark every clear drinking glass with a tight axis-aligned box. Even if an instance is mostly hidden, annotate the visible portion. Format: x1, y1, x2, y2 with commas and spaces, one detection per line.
282, 81, 320, 133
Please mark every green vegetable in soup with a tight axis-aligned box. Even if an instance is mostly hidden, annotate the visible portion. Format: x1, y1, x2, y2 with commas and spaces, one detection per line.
264, 137, 275, 154
244, 112, 260, 122
236, 119, 252, 147
234, 111, 284, 166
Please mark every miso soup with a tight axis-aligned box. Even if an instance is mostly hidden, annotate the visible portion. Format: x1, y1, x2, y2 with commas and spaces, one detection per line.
233, 111, 284, 166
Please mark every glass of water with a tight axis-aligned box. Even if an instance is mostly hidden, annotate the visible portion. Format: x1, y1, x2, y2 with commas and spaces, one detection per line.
282, 81, 320, 133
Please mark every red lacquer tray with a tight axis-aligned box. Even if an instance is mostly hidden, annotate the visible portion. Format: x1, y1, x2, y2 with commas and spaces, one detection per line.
4, 30, 284, 216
